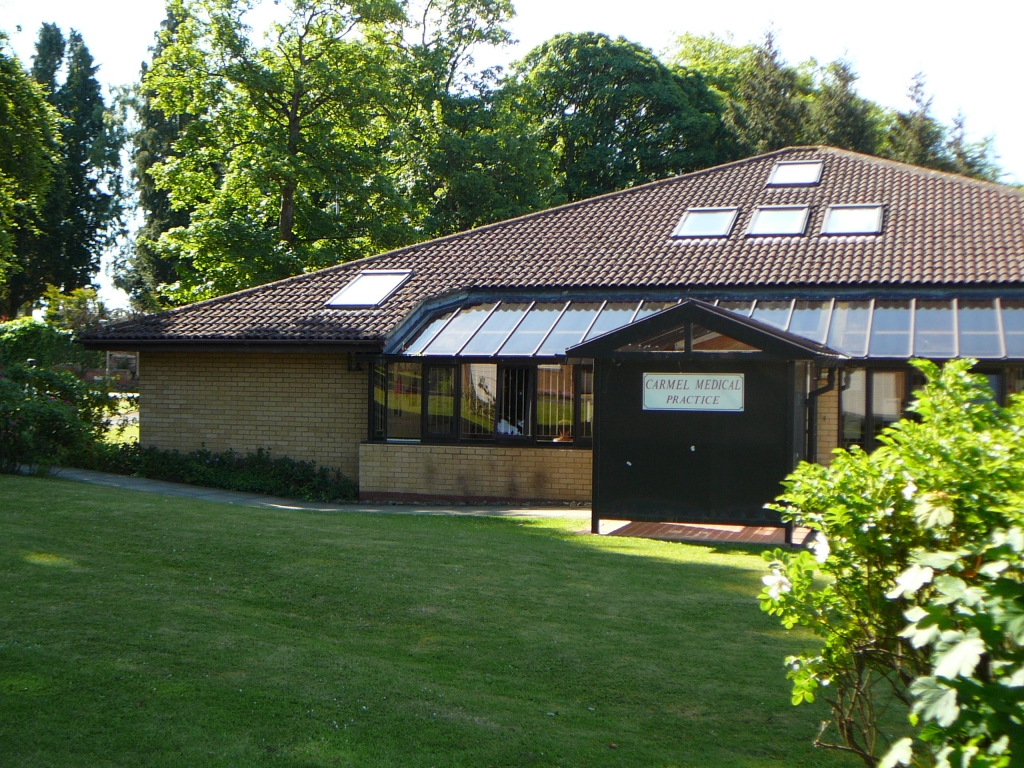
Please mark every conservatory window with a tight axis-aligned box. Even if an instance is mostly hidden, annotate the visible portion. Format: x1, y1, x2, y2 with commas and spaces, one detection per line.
460, 364, 497, 438
386, 362, 422, 440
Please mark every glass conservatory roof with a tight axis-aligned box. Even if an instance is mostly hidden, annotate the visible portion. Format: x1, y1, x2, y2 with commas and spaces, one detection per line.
398, 297, 1024, 360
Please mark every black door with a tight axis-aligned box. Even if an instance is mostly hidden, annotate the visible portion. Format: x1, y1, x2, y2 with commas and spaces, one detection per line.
593, 359, 798, 525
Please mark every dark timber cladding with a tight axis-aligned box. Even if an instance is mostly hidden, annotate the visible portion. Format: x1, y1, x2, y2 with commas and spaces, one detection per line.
569, 301, 840, 538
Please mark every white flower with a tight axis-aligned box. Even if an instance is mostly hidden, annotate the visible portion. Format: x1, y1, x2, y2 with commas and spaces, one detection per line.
762, 568, 792, 600
810, 533, 830, 564
902, 480, 918, 501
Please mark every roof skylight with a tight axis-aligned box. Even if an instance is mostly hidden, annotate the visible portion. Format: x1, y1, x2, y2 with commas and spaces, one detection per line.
822, 205, 884, 235
747, 206, 810, 236
325, 270, 412, 308
671, 207, 738, 238
767, 160, 823, 186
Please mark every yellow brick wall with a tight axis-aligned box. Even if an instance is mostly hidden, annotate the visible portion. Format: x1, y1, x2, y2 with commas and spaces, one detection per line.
138, 351, 366, 480
815, 384, 840, 467
358, 442, 592, 503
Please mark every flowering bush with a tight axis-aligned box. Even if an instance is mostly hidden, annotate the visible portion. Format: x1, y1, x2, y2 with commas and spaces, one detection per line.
0, 363, 112, 472
759, 359, 1024, 767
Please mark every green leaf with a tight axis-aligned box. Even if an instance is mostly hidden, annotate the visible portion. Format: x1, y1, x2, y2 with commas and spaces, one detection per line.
914, 493, 955, 528
878, 737, 913, 768
934, 631, 986, 680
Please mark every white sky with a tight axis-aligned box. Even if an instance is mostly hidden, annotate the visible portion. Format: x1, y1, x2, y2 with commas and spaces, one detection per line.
1, 0, 1020, 309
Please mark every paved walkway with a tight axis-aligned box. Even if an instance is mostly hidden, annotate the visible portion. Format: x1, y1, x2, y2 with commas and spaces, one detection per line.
46, 467, 591, 519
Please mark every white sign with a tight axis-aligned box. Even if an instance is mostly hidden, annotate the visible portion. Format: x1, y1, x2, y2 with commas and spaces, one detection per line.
643, 373, 744, 412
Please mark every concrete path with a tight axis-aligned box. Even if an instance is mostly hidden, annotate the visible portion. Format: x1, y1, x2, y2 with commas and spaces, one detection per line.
46, 467, 592, 520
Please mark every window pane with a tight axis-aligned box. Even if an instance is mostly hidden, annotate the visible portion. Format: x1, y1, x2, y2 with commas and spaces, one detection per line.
748, 207, 809, 236
751, 300, 793, 329
579, 366, 594, 439
869, 301, 912, 357
423, 303, 496, 355
768, 161, 823, 186
460, 303, 530, 356
1002, 301, 1024, 358
873, 371, 906, 440
498, 303, 565, 356
633, 300, 677, 321
718, 300, 754, 317
497, 367, 532, 437
584, 302, 640, 340
914, 300, 956, 357
425, 366, 456, 436
536, 364, 574, 442
387, 362, 421, 440
788, 300, 832, 344
822, 206, 883, 235
326, 270, 411, 307
692, 324, 759, 352
672, 208, 737, 237
958, 300, 1003, 358
827, 301, 872, 356
403, 311, 454, 355
842, 369, 867, 450
537, 302, 603, 355
460, 364, 496, 437
371, 362, 387, 439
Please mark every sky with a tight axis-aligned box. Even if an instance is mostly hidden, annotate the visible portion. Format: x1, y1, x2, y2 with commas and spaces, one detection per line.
1, 0, 1020, 308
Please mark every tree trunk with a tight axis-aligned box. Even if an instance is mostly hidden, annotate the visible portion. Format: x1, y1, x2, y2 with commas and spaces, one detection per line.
279, 180, 296, 246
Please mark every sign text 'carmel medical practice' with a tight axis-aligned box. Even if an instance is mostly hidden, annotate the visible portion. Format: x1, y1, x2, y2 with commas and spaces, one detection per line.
642, 373, 745, 412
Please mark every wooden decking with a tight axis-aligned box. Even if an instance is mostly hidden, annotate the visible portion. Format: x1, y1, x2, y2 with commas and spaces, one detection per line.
602, 520, 812, 546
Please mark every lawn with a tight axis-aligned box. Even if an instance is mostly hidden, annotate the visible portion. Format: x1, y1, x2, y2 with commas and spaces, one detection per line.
0, 475, 856, 767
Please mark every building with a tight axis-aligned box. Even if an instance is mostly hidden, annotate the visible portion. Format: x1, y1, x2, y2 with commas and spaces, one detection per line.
82, 147, 1024, 536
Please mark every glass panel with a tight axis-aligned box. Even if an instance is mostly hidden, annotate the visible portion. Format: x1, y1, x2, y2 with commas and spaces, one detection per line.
423, 303, 495, 356
789, 300, 832, 344
873, 371, 906, 441
371, 362, 386, 440
460, 303, 530, 356
719, 300, 754, 318
692, 325, 759, 352
822, 205, 883, 235
537, 302, 602, 356
621, 326, 687, 352
497, 367, 532, 437
751, 300, 793, 329
672, 208, 737, 237
460, 364, 496, 437
326, 271, 410, 307
869, 301, 912, 357
827, 301, 872, 356
425, 366, 455, 436
768, 161, 823, 186
841, 369, 867, 450
579, 367, 594, 439
748, 207, 809, 236
536, 364, 574, 442
498, 303, 565, 356
403, 310, 454, 355
1002, 301, 1024, 358
958, 300, 1003, 358
983, 373, 1003, 404
584, 301, 641, 341
386, 362, 421, 440
914, 300, 956, 357
633, 300, 677, 321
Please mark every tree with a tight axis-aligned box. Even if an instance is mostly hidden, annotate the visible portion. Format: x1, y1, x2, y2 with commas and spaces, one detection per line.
1, 25, 125, 318
509, 32, 725, 203
803, 59, 881, 155
41, 284, 110, 333
759, 360, 1024, 766
0, 34, 61, 316
115, 8, 195, 310
145, 0, 412, 303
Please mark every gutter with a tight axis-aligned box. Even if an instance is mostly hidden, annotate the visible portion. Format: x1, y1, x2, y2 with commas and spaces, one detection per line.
78, 338, 385, 354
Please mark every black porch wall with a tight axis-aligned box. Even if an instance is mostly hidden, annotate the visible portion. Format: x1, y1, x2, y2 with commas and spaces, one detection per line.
592, 358, 795, 525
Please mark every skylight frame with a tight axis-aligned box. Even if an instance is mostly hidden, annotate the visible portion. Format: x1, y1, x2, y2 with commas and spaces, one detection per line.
766, 160, 824, 187
746, 205, 811, 237
821, 204, 885, 236
670, 207, 740, 239
325, 269, 413, 308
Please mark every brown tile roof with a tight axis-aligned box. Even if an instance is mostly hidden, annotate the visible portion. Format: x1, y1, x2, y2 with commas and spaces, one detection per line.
85, 146, 1024, 345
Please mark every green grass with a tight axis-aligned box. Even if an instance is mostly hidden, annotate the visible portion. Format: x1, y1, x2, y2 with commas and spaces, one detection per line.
0, 475, 856, 767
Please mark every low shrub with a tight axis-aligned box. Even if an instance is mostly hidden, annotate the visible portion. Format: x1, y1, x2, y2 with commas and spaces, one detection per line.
0, 363, 113, 473
70, 442, 357, 503
0, 317, 102, 369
